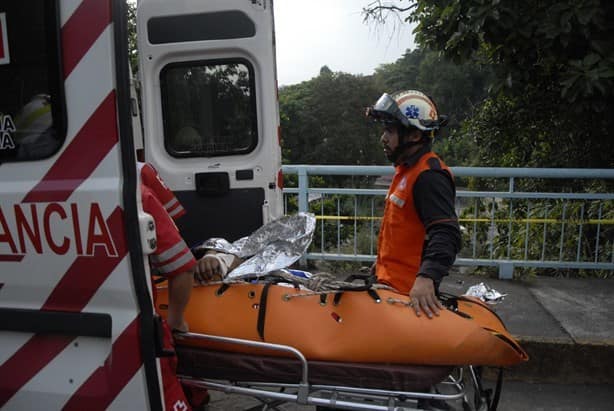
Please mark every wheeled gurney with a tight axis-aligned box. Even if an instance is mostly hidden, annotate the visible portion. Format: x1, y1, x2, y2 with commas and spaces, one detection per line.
175, 332, 502, 411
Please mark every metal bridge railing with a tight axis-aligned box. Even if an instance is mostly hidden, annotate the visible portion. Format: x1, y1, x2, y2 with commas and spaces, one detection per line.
282, 165, 614, 279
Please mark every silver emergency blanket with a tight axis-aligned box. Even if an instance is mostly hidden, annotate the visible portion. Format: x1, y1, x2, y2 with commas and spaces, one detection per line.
196, 212, 316, 279
464, 282, 507, 304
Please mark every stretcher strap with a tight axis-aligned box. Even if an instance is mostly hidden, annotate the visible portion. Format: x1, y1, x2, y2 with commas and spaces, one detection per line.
333, 292, 343, 306
257, 283, 272, 341
367, 288, 381, 303
215, 283, 230, 296
439, 292, 473, 319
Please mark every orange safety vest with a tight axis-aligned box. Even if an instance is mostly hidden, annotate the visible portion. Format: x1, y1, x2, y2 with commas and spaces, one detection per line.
376, 151, 452, 294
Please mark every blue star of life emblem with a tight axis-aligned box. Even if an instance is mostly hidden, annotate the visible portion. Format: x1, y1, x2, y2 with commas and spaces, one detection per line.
405, 105, 420, 119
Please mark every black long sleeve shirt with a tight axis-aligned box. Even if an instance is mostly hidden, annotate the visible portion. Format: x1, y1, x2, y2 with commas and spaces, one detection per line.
400, 146, 461, 285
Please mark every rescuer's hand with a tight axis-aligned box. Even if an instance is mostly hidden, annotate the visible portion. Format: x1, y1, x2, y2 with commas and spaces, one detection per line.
409, 276, 444, 319
169, 318, 189, 333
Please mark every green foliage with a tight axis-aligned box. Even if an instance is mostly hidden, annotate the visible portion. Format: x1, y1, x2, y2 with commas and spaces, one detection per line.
459, 87, 613, 170
280, 51, 491, 167
363, 0, 614, 170
127, 1, 138, 73
279, 69, 385, 166
459, 197, 614, 278
410, 0, 614, 102
426, 0, 614, 168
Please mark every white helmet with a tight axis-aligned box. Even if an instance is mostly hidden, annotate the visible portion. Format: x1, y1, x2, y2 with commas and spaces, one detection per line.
367, 90, 447, 134
14, 94, 52, 144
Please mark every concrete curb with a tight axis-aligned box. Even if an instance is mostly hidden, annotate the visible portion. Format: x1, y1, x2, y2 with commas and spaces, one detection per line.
484, 337, 614, 384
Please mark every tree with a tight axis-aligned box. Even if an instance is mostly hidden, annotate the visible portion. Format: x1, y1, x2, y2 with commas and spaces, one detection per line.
363, 0, 614, 169
279, 67, 385, 167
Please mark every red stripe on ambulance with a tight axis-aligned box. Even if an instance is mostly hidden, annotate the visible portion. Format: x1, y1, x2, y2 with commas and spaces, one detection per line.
63, 318, 142, 411
22, 91, 119, 203
0, 334, 75, 407
0, 255, 24, 262
42, 207, 126, 312
62, 0, 111, 78
0, 207, 127, 406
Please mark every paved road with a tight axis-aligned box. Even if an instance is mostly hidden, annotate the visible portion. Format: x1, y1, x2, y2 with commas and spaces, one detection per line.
498, 382, 613, 411
206, 382, 614, 410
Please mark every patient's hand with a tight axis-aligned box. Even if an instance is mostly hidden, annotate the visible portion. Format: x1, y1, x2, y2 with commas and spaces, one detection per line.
194, 251, 243, 284
194, 254, 224, 283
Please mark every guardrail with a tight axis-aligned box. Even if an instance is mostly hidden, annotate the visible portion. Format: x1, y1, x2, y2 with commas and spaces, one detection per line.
282, 165, 614, 279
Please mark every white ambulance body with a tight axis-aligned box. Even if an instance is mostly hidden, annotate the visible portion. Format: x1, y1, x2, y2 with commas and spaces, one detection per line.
0, 0, 282, 409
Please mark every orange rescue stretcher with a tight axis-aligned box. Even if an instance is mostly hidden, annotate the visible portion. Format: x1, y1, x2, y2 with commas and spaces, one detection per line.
156, 276, 528, 410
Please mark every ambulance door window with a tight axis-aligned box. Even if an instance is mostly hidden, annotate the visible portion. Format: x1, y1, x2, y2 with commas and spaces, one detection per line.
0, 0, 65, 162
159, 59, 257, 158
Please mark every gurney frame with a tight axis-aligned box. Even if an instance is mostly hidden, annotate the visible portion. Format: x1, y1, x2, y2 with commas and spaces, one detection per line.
177, 332, 498, 411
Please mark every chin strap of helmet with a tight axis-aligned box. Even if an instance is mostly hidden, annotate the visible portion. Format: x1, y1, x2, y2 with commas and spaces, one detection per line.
388, 127, 431, 163
388, 139, 424, 163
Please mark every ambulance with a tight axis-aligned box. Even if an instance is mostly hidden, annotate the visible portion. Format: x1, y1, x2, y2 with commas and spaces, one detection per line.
0, 0, 282, 409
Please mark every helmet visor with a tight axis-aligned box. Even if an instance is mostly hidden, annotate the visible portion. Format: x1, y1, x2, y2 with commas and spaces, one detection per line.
366, 93, 409, 127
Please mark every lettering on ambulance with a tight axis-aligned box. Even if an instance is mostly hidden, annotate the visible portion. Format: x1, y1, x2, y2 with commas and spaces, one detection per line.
0, 114, 17, 150
0, 12, 9, 65
0, 202, 118, 258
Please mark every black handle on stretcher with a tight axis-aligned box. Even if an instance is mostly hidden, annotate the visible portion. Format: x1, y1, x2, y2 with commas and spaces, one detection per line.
153, 315, 176, 357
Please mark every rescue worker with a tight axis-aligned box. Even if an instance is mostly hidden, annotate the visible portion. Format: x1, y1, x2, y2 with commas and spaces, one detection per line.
366, 90, 461, 319
139, 161, 187, 220
139, 162, 209, 410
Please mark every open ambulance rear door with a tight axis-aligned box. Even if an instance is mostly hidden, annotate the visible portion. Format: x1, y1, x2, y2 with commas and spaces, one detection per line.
0, 1, 164, 409
137, 0, 283, 247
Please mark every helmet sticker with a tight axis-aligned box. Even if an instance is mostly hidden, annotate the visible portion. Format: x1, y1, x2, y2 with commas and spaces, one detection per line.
405, 105, 420, 119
